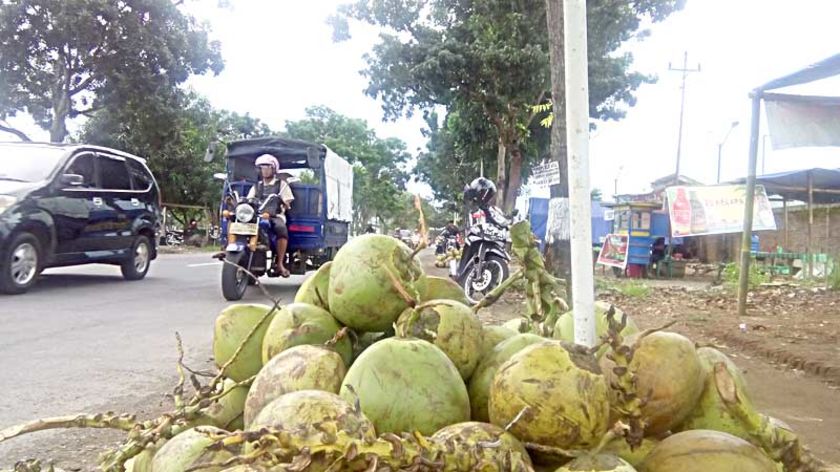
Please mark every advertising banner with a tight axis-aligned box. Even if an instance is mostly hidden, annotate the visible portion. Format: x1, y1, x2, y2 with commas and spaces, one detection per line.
665, 185, 777, 237
596, 233, 629, 269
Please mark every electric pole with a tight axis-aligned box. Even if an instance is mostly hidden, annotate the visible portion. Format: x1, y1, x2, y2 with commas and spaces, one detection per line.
669, 51, 700, 184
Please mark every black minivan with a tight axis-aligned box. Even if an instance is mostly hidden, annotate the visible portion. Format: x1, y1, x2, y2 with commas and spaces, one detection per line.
0, 142, 161, 294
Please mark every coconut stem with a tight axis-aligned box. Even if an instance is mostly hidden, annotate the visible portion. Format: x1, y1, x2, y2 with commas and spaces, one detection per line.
603, 306, 647, 449
510, 220, 569, 336
197, 428, 535, 471
713, 363, 825, 472
472, 269, 525, 312
0, 413, 137, 443
383, 265, 418, 307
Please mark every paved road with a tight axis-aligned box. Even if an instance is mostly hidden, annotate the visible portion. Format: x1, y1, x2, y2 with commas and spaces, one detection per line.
0, 253, 304, 429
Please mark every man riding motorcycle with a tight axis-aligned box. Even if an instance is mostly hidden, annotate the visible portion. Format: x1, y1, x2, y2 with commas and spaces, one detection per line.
435, 220, 461, 255
457, 177, 511, 302
247, 154, 294, 277
463, 177, 508, 239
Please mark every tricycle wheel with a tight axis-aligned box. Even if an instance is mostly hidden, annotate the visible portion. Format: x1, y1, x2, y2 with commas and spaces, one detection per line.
221, 252, 249, 301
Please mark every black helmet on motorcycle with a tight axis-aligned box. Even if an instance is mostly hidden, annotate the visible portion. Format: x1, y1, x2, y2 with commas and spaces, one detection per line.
464, 177, 497, 206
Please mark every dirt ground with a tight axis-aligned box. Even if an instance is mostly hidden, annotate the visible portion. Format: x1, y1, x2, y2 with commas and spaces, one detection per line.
3, 253, 838, 470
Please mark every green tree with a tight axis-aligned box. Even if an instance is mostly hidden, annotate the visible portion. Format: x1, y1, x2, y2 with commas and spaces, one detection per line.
0, 0, 223, 142
386, 192, 450, 233
283, 106, 410, 233
331, 0, 683, 211
80, 91, 273, 224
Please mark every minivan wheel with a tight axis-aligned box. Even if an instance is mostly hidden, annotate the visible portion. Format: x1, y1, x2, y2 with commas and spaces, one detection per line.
1, 232, 41, 295
121, 235, 152, 281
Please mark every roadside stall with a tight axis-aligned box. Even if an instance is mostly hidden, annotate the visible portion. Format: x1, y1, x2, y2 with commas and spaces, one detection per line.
597, 201, 669, 278
596, 184, 778, 278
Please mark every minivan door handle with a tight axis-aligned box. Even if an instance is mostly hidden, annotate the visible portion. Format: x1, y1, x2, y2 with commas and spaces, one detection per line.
130, 198, 140, 207
92, 197, 104, 206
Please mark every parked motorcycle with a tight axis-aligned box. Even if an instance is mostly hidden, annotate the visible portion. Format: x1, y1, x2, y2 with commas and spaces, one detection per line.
456, 208, 511, 303
219, 193, 282, 301
164, 228, 184, 246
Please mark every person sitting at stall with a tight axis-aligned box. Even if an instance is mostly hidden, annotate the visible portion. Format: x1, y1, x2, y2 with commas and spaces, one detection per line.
248, 154, 294, 277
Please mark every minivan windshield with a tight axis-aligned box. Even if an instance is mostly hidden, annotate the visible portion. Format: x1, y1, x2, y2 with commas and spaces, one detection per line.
0, 144, 67, 182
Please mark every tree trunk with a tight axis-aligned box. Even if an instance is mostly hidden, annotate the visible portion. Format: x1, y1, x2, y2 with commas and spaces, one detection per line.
544, 0, 573, 300
50, 84, 70, 143
495, 136, 507, 208
504, 141, 523, 213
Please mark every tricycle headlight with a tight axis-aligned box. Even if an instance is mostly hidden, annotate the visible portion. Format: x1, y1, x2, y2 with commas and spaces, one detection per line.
0, 195, 17, 213
234, 203, 255, 222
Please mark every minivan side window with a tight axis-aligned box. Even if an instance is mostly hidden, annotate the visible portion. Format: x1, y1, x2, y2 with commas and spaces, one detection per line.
99, 155, 132, 190
126, 159, 152, 192
65, 153, 97, 188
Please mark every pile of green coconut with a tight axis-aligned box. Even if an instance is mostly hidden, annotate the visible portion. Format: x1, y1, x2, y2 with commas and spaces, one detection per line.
0, 233, 827, 472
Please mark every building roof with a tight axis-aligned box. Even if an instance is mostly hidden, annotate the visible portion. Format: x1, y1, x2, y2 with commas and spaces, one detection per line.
733, 168, 840, 204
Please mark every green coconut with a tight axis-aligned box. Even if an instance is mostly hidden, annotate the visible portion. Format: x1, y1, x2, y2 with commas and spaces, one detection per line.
676, 347, 756, 439
194, 378, 249, 431
124, 439, 165, 472
213, 304, 276, 382
328, 234, 424, 332
339, 337, 470, 435
489, 340, 610, 449
396, 299, 483, 379
553, 302, 639, 356
468, 333, 545, 422
479, 325, 517, 359
556, 454, 637, 472
601, 331, 704, 436
417, 275, 470, 305
294, 262, 331, 310
431, 422, 533, 469
502, 318, 534, 334
244, 344, 346, 428
151, 426, 238, 472
602, 437, 660, 469
249, 390, 375, 443
261, 302, 352, 366
640, 430, 776, 472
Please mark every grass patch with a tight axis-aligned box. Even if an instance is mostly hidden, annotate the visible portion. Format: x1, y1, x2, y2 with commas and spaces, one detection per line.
721, 262, 769, 289
617, 280, 651, 298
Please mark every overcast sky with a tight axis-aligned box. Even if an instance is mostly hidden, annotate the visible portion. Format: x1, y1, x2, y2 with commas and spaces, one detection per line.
8, 0, 840, 199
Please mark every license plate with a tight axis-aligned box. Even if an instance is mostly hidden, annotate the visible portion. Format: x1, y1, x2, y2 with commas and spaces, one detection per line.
230, 222, 258, 235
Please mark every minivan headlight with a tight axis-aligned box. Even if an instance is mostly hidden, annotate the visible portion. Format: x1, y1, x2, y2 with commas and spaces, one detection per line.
235, 203, 255, 222
0, 195, 17, 213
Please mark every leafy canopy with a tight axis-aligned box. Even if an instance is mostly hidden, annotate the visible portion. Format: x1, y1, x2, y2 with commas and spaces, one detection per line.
0, 0, 223, 142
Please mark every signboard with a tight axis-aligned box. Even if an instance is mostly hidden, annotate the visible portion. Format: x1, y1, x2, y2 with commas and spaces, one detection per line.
665, 185, 777, 238
596, 233, 629, 269
530, 161, 561, 188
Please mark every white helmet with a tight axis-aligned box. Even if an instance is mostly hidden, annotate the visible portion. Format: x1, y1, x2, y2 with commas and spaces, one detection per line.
255, 154, 279, 173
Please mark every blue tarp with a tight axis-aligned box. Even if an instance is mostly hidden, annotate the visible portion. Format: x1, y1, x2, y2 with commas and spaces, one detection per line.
526, 198, 610, 251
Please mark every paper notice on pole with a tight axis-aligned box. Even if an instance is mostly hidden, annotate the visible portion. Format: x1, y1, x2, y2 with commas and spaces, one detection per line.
530, 161, 561, 188
545, 197, 570, 243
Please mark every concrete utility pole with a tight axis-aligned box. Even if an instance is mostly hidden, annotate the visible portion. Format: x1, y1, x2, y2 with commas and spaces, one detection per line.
561, 0, 596, 348
669, 51, 701, 183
